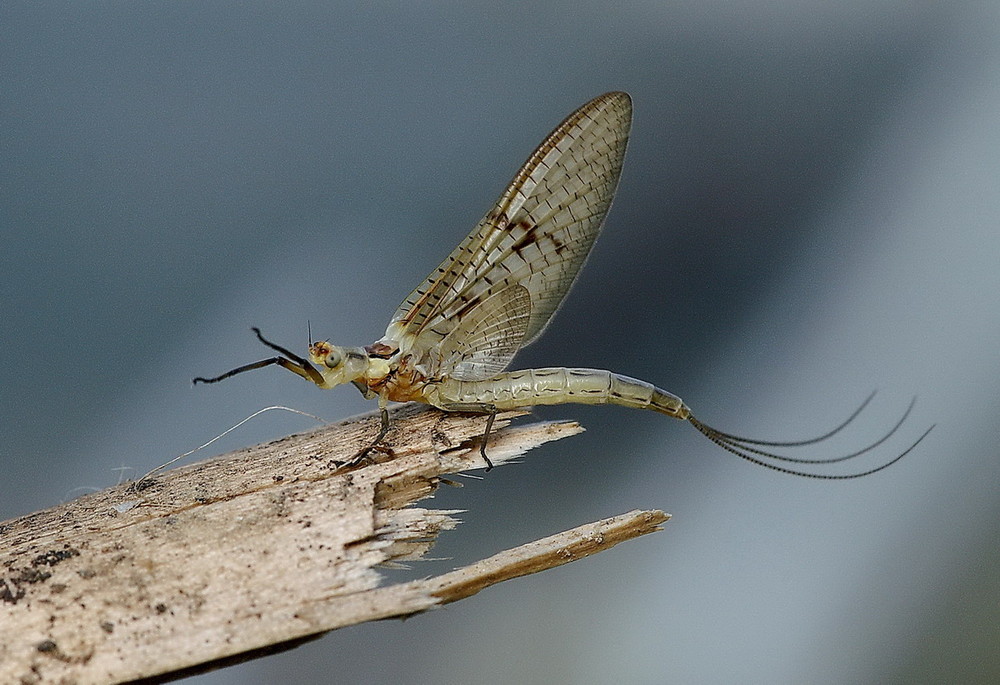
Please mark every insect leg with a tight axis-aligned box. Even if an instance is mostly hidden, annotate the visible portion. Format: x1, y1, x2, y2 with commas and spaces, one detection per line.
250, 327, 324, 384
480, 410, 497, 471
193, 327, 324, 386
373, 406, 392, 448
436, 402, 499, 471
340, 406, 393, 467
193, 356, 315, 384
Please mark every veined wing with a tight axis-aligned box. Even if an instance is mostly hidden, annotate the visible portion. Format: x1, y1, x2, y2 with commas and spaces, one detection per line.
383, 92, 632, 367
428, 284, 531, 381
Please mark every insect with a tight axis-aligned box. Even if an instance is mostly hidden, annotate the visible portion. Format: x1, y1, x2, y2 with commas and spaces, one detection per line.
195, 91, 931, 477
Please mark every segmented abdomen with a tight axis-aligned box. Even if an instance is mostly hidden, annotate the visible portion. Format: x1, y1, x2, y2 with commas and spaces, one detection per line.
432, 367, 689, 418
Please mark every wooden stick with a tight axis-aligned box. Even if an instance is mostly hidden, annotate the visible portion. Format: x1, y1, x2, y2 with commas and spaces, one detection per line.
0, 405, 668, 683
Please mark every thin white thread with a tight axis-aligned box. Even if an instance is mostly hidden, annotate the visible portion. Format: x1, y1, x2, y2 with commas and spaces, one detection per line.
136, 406, 327, 484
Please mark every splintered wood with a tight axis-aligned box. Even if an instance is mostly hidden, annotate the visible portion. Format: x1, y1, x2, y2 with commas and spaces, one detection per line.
0, 406, 668, 683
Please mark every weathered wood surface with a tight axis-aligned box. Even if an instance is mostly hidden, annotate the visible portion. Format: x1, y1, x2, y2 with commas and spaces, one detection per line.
0, 405, 668, 683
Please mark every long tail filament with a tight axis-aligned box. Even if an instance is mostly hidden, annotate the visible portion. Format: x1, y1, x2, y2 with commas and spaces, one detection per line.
687, 392, 934, 479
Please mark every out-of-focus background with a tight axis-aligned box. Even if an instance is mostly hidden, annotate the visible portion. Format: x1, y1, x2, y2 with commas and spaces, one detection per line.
3, 2, 998, 683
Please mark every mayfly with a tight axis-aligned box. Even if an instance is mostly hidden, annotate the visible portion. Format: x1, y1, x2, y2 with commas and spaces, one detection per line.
195, 92, 931, 477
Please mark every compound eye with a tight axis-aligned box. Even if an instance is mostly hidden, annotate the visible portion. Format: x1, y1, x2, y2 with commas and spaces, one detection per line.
324, 349, 343, 369
310, 341, 342, 369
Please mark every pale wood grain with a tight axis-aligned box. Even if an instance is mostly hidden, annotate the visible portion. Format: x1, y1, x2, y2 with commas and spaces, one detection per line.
0, 405, 668, 684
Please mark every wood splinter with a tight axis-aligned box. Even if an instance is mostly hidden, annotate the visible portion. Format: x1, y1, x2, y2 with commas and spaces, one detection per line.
0, 405, 668, 683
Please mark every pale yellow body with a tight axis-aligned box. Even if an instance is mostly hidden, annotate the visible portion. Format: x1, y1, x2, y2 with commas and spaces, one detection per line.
307, 342, 688, 420
195, 92, 928, 478
426, 367, 689, 418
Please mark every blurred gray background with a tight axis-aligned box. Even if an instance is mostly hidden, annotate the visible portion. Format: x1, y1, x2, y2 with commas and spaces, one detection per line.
3, 2, 998, 683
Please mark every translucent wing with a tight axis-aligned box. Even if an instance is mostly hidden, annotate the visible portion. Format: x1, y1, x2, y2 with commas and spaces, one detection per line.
428, 284, 531, 381
383, 92, 632, 362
